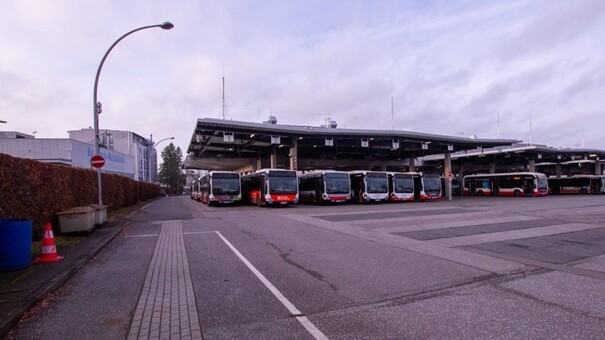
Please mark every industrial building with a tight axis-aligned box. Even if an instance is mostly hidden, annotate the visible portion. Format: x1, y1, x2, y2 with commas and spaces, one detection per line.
0, 129, 162, 183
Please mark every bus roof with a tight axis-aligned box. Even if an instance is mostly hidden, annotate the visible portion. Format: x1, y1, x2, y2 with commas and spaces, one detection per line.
348, 170, 387, 175
464, 172, 547, 178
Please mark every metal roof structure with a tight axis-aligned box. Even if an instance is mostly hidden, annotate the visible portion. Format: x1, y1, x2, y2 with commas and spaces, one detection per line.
185, 117, 520, 171
419, 143, 605, 176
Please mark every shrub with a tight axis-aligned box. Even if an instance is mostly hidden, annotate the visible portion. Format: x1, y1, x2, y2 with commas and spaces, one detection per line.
0, 153, 160, 237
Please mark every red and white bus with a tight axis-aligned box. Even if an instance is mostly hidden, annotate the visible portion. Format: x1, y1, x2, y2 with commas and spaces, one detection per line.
548, 175, 605, 194
298, 170, 350, 204
199, 171, 242, 205
463, 172, 548, 197
349, 171, 389, 202
190, 178, 201, 201
422, 173, 443, 200
241, 169, 299, 206
388, 172, 427, 202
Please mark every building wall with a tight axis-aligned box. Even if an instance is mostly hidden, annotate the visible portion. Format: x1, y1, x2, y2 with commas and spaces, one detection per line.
68, 128, 156, 182
0, 138, 135, 178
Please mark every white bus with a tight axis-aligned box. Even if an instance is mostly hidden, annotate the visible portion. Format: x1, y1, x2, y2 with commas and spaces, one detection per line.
463, 172, 548, 197
349, 171, 389, 202
199, 171, 242, 205
388, 172, 426, 202
422, 173, 442, 200
299, 170, 351, 204
190, 178, 201, 201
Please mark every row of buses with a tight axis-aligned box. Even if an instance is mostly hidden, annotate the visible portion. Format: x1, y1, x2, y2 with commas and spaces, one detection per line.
189, 170, 603, 207
189, 169, 441, 207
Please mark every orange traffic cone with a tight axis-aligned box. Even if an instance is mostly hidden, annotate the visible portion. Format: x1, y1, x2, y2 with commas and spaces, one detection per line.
33, 223, 63, 263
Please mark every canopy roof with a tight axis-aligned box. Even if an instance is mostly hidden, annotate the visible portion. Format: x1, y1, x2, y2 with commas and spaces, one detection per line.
185, 118, 519, 171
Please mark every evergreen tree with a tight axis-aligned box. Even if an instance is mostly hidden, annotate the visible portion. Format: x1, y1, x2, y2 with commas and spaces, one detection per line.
158, 143, 183, 193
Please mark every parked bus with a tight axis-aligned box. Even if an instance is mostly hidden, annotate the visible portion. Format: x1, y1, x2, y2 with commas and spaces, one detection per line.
198, 171, 242, 205
422, 174, 443, 199
548, 175, 605, 194
349, 171, 389, 202
241, 169, 299, 206
190, 178, 201, 201
387, 172, 426, 202
299, 170, 350, 204
463, 172, 548, 197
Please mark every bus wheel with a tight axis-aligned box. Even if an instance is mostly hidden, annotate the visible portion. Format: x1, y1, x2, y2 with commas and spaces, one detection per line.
513, 190, 521, 197
477, 190, 483, 196
580, 188, 588, 195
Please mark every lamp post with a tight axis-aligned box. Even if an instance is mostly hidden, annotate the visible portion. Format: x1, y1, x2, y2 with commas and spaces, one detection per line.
153, 136, 175, 149
93, 22, 173, 205
152, 137, 174, 184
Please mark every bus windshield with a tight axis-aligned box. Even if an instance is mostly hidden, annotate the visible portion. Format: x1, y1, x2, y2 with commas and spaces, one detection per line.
325, 173, 350, 194
212, 178, 240, 195
268, 176, 298, 194
424, 176, 441, 194
536, 176, 548, 191
393, 176, 414, 193
366, 176, 388, 193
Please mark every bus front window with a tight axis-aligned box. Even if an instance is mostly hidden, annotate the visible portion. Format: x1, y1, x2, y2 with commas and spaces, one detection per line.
424, 177, 441, 195
212, 178, 240, 195
325, 174, 350, 194
268, 176, 298, 194
394, 177, 414, 193
536, 177, 548, 191
366, 177, 388, 193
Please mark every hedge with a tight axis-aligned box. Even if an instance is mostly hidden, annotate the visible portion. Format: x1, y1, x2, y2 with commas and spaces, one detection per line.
0, 153, 161, 238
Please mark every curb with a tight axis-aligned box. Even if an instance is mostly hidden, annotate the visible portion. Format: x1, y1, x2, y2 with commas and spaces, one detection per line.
0, 220, 131, 337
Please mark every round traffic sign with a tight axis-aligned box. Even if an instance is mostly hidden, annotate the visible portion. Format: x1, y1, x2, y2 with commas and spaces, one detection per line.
91, 155, 105, 168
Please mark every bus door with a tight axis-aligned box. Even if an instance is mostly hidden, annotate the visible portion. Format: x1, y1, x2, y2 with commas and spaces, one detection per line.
350, 175, 363, 202
413, 175, 422, 200
468, 179, 476, 195
524, 177, 534, 196
316, 176, 324, 202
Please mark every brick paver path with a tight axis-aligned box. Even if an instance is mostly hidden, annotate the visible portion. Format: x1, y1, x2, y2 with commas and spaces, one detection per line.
128, 221, 202, 339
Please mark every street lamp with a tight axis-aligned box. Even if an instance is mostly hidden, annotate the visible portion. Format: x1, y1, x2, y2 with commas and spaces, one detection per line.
151, 137, 174, 184
93, 22, 173, 205
153, 136, 175, 149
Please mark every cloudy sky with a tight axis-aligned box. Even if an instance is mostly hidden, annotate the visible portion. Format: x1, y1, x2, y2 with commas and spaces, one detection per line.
2, 0, 605, 155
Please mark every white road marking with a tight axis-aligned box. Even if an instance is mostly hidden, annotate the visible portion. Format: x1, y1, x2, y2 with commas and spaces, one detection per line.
183, 231, 217, 235
125, 234, 159, 238
215, 231, 329, 340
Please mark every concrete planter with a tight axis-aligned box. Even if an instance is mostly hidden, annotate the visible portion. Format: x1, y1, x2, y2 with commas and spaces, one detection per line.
89, 204, 107, 226
56, 207, 95, 233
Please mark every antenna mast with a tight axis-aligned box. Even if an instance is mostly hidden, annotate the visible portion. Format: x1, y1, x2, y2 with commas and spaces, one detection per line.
391, 96, 394, 130
222, 77, 225, 120
497, 112, 500, 138
529, 114, 533, 145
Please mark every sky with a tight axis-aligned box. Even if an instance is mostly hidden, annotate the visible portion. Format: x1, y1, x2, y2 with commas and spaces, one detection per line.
2, 0, 605, 157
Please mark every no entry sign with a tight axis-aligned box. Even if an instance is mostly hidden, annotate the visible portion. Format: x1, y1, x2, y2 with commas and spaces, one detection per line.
91, 155, 105, 168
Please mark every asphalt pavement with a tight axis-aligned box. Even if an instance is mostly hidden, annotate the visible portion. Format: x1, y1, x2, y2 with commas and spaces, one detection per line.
2, 195, 605, 338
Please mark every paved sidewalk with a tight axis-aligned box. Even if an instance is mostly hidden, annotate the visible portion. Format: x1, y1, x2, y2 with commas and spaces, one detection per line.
0, 217, 130, 337
128, 221, 202, 340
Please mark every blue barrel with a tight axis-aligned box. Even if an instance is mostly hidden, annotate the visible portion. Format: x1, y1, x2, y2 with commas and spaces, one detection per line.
0, 219, 32, 271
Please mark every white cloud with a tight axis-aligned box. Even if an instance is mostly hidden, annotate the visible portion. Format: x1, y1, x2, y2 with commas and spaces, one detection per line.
2, 0, 605, 154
